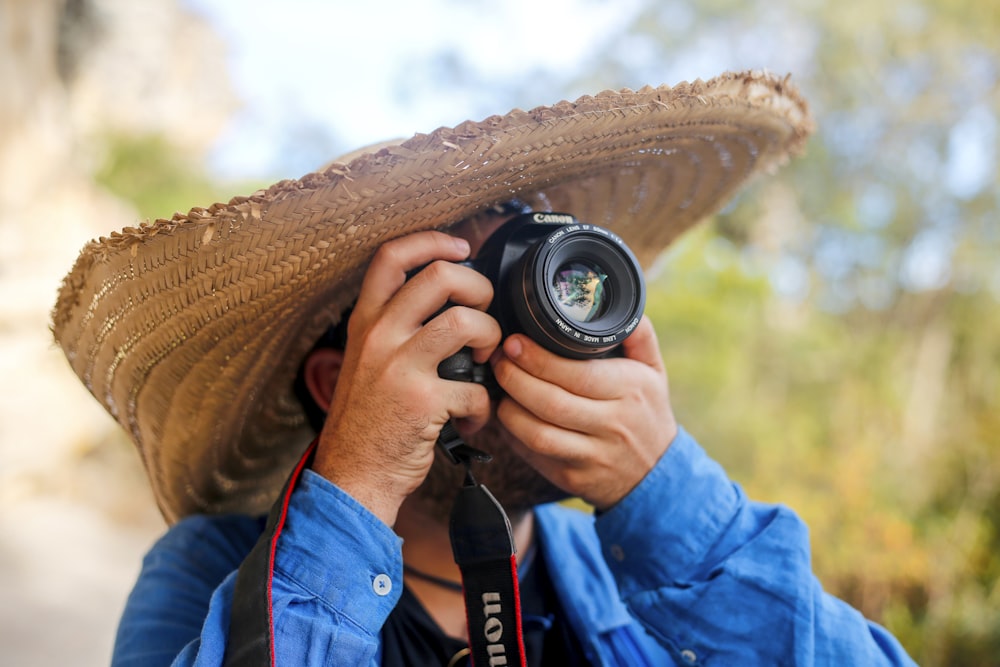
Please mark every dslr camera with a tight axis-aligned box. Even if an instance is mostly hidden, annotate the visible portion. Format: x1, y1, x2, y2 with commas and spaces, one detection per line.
437, 211, 646, 391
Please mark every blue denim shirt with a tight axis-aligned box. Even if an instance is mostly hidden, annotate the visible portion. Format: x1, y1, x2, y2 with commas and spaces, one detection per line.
112, 428, 917, 666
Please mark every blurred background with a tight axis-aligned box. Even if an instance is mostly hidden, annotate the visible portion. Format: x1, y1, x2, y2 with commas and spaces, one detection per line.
1, 0, 996, 664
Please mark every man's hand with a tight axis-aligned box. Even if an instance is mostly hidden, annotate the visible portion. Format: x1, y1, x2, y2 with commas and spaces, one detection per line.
311, 231, 501, 526
491, 315, 676, 511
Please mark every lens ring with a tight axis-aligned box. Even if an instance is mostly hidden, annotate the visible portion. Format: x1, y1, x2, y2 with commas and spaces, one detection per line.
515, 224, 645, 358
540, 236, 639, 337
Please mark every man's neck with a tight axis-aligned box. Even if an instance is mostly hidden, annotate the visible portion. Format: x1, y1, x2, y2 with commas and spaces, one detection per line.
395, 497, 536, 639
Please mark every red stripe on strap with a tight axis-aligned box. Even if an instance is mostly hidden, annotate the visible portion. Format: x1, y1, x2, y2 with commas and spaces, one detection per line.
265, 439, 319, 667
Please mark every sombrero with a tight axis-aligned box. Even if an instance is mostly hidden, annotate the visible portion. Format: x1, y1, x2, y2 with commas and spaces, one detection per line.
52, 70, 813, 522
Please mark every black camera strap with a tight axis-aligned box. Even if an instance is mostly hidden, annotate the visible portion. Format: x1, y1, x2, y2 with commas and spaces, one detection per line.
440, 423, 528, 667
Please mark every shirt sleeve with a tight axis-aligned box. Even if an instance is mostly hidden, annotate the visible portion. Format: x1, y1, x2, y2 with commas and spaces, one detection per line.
111, 514, 262, 667
267, 469, 403, 664
112, 469, 402, 667
594, 427, 918, 666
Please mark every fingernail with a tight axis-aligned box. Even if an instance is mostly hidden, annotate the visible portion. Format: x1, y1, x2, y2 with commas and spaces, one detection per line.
454, 237, 471, 255
505, 336, 522, 359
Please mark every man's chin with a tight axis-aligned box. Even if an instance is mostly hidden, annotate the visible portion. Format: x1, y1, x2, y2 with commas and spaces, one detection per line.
411, 421, 569, 521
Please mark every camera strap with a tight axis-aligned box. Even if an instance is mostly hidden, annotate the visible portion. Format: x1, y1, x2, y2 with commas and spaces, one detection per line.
440, 424, 528, 667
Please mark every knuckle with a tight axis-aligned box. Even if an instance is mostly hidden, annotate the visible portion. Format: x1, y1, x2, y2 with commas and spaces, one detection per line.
421, 259, 460, 286
439, 304, 470, 330
443, 306, 495, 344
423, 261, 493, 307
373, 239, 405, 268
415, 307, 487, 356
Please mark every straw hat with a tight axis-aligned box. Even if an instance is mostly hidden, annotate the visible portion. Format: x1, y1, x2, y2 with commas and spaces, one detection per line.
52, 70, 813, 522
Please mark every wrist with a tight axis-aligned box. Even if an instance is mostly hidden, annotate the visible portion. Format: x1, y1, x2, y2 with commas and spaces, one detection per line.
311, 453, 409, 527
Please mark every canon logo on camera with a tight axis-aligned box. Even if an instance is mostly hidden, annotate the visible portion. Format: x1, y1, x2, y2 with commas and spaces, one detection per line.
532, 212, 575, 224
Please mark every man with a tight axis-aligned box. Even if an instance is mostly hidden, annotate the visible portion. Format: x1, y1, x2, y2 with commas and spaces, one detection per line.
52, 72, 917, 665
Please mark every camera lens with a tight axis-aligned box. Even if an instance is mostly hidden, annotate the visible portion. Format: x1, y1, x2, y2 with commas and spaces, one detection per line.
550, 260, 609, 324
513, 224, 645, 359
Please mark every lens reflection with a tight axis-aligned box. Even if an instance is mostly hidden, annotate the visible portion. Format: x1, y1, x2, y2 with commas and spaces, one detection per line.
550, 261, 608, 323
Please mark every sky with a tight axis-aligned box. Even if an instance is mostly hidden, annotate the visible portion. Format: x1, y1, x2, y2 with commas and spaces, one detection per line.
184, 0, 649, 179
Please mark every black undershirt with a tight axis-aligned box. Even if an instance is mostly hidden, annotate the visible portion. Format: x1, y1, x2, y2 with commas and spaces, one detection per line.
380, 547, 589, 666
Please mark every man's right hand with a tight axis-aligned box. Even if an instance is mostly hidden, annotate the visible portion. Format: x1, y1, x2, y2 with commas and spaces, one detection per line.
310, 231, 501, 527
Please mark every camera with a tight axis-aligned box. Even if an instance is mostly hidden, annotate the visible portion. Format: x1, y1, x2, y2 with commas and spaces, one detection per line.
437, 211, 646, 391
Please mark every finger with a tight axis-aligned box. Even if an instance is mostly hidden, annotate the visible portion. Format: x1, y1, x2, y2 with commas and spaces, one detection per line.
444, 380, 493, 433
491, 348, 605, 432
620, 315, 665, 372
498, 335, 621, 401
404, 306, 502, 370
383, 259, 494, 331
355, 231, 470, 312
495, 396, 592, 466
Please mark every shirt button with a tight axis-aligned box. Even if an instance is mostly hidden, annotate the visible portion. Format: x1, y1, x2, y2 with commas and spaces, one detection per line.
609, 545, 626, 562
680, 648, 698, 664
372, 573, 393, 596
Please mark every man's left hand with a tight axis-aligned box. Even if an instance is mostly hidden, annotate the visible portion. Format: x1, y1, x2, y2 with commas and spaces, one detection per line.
490, 315, 677, 511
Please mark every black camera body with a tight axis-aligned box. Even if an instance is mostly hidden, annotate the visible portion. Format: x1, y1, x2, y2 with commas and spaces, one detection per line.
437, 212, 646, 391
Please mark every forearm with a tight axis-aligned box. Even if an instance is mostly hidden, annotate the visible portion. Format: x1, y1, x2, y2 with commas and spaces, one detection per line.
226, 468, 402, 665
595, 427, 917, 666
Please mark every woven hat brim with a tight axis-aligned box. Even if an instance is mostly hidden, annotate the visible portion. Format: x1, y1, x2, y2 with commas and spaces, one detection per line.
52, 70, 813, 522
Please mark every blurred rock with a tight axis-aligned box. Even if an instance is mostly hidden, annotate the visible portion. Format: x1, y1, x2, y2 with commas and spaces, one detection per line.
0, 0, 236, 664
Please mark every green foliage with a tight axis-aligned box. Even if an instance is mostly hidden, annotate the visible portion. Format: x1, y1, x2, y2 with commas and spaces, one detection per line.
647, 223, 1000, 665
94, 133, 260, 221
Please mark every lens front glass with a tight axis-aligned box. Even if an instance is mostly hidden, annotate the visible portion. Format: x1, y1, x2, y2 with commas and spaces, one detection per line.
550, 260, 609, 323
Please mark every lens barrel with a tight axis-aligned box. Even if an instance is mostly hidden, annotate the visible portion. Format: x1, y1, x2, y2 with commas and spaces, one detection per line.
510, 219, 645, 359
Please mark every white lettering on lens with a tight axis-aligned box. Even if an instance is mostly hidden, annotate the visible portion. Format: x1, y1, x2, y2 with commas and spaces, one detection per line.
548, 224, 581, 244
